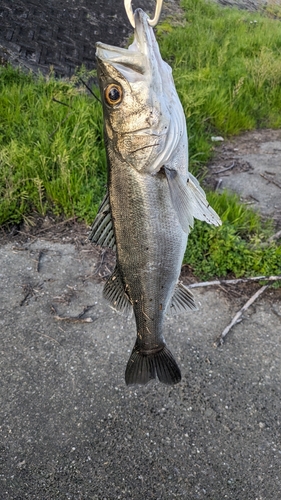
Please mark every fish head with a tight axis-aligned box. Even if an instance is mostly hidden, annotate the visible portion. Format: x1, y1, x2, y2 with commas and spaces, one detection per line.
96, 8, 186, 174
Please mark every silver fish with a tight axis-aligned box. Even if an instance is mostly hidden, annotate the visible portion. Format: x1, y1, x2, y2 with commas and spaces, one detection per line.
89, 8, 221, 385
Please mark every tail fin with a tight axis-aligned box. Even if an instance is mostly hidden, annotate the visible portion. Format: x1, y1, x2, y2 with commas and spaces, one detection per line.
125, 344, 181, 386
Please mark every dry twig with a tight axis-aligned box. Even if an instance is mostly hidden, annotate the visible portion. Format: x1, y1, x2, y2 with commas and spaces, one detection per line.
188, 275, 281, 288
36, 217, 77, 234
37, 250, 44, 272
260, 173, 281, 189
215, 178, 223, 191
216, 285, 269, 346
50, 304, 95, 323
34, 331, 62, 345
213, 162, 235, 174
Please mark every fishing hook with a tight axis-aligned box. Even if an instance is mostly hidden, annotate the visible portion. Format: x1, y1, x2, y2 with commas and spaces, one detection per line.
124, 0, 163, 28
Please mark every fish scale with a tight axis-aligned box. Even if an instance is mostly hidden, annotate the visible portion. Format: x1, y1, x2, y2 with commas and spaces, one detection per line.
109, 159, 185, 341
89, 8, 221, 385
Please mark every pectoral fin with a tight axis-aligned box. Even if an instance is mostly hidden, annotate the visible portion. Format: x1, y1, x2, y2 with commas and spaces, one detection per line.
88, 191, 116, 249
188, 172, 222, 226
103, 266, 132, 314
164, 168, 194, 233
164, 167, 221, 233
168, 282, 197, 314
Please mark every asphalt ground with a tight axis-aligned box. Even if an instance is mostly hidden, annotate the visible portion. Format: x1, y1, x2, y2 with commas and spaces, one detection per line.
1, 235, 281, 499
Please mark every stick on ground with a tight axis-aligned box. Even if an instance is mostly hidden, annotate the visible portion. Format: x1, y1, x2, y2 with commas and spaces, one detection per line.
188, 275, 281, 288
50, 304, 95, 323
260, 172, 281, 189
213, 161, 235, 174
216, 285, 269, 346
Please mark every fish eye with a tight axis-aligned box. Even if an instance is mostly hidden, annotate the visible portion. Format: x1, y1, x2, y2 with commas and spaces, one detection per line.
104, 84, 123, 106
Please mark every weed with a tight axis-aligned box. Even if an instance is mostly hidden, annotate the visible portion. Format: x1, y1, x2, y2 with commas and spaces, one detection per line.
184, 191, 280, 278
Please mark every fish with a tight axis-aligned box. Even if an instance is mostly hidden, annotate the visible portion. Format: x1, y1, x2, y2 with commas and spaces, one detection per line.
89, 8, 221, 385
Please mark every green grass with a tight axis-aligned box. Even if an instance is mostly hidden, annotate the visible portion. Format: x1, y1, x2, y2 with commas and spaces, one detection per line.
0, 0, 281, 279
0, 66, 105, 225
157, 0, 281, 169
185, 192, 281, 279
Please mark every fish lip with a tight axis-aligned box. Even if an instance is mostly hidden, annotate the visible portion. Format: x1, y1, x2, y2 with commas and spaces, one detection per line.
132, 8, 154, 52
95, 42, 133, 58
96, 9, 154, 65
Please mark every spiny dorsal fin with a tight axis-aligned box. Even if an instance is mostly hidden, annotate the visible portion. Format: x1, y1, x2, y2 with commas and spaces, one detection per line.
88, 191, 116, 249
103, 266, 132, 314
164, 167, 221, 234
168, 282, 197, 314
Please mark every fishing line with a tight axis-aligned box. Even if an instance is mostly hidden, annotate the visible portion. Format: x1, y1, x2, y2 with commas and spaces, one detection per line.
79, 77, 102, 104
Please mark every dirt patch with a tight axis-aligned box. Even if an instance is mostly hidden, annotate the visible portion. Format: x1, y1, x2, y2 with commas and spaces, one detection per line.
206, 129, 281, 229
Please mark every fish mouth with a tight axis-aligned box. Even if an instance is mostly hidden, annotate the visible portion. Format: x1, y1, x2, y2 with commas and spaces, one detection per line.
96, 8, 159, 79
131, 8, 159, 57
